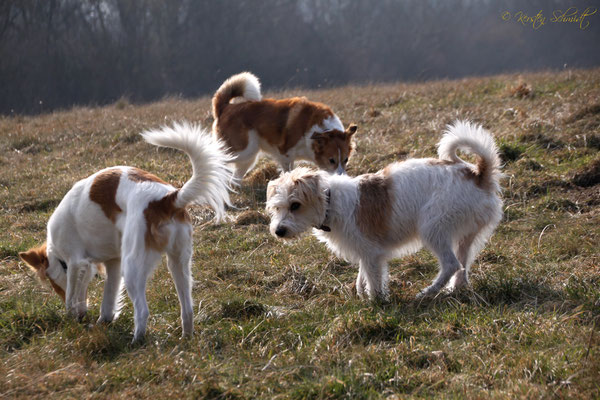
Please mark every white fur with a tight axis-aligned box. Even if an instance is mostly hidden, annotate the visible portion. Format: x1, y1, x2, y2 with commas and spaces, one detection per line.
266, 121, 503, 300
43, 123, 232, 342
219, 71, 262, 102
320, 114, 344, 132
141, 121, 233, 219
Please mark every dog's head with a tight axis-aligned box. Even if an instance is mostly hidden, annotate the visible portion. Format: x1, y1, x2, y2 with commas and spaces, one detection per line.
19, 243, 67, 302
266, 167, 328, 240
311, 124, 357, 175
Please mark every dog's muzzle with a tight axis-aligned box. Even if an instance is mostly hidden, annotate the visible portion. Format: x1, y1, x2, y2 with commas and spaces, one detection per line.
335, 165, 346, 175
275, 226, 287, 238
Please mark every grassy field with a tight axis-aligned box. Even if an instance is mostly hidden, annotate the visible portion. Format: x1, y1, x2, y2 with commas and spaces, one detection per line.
0, 69, 599, 399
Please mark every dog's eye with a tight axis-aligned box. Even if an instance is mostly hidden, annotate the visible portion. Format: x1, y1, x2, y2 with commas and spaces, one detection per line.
343, 158, 348, 164
329, 158, 335, 164
290, 202, 301, 211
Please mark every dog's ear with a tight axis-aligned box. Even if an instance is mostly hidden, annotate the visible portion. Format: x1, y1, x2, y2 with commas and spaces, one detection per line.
266, 179, 279, 200
19, 244, 49, 278
345, 124, 358, 137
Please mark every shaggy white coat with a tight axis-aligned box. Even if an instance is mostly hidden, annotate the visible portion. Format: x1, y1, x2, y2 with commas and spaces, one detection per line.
266, 121, 503, 300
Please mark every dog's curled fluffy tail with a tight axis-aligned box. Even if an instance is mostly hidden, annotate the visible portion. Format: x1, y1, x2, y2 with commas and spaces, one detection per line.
212, 72, 262, 120
141, 122, 233, 221
438, 120, 502, 192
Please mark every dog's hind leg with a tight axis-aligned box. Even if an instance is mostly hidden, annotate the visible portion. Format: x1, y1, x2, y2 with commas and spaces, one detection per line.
166, 227, 194, 338
231, 131, 260, 182
448, 232, 478, 291
451, 219, 500, 291
97, 258, 122, 324
418, 239, 462, 298
122, 250, 162, 343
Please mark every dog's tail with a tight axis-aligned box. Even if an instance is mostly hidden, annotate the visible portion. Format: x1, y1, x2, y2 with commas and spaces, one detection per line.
438, 120, 502, 192
141, 122, 233, 221
212, 72, 262, 120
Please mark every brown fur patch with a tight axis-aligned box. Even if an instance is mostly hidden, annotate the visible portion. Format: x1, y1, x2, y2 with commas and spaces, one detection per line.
89, 169, 122, 223
143, 191, 191, 251
460, 158, 490, 190
428, 158, 491, 190
19, 243, 65, 301
215, 97, 334, 154
48, 278, 66, 301
426, 158, 456, 166
128, 167, 168, 185
356, 173, 393, 242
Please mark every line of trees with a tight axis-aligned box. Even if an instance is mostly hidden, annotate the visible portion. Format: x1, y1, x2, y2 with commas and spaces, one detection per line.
1, 0, 598, 115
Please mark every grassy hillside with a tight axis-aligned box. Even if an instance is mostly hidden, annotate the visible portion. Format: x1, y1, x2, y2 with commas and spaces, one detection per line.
0, 69, 599, 399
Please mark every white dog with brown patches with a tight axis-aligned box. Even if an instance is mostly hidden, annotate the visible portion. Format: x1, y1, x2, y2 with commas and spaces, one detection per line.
266, 121, 503, 300
19, 123, 232, 342
212, 72, 357, 180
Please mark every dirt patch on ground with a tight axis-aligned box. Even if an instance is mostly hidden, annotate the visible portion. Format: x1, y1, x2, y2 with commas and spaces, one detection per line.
234, 210, 269, 226
571, 158, 600, 188
245, 163, 280, 187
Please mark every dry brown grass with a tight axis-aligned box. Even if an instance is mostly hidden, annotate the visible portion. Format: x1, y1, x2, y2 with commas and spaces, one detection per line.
1, 68, 599, 399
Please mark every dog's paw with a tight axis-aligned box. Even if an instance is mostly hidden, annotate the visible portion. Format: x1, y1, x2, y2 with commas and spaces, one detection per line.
96, 315, 114, 325
416, 287, 438, 300
131, 333, 146, 346
180, 331, 194, 340
364, 288, 390, 303
67, 307, 88, 321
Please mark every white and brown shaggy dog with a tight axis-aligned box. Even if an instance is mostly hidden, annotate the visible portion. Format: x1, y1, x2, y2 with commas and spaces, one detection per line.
19, 123, 232, 342
266, 121, 503, 300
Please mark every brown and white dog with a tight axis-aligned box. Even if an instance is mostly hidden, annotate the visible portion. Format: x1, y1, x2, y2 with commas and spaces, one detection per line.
212, 72, 357, 181
19, 123, 232, 342
266, 121, 503, 300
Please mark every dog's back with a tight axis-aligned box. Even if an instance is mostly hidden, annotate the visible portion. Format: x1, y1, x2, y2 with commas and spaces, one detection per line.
216, 96, 336, 152
48, 167, 176, 263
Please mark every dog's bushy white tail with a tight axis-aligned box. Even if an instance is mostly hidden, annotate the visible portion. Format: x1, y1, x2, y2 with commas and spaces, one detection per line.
212, 72, 262, 119
141, 122, 233, 221
438, 120, 502, 191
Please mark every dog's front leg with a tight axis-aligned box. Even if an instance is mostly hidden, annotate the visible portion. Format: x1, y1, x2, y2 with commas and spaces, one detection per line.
281, 160, 294, 172
358, 258, 389, 301
65, 260, 93, 319
355, 268, 366, 299
97, 258, 122, 324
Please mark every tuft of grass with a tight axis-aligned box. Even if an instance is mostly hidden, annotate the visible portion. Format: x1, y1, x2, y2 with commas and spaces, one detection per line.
219, 297, 267, 320
498, 141, 525, 162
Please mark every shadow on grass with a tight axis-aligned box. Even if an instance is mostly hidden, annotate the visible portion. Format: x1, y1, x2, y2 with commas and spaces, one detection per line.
0, 300, 143, 361
1, 306, 64, 352
384, 274, 599, 325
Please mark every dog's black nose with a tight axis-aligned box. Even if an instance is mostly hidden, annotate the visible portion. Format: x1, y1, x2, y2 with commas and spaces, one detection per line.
275, 226, 287, 237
